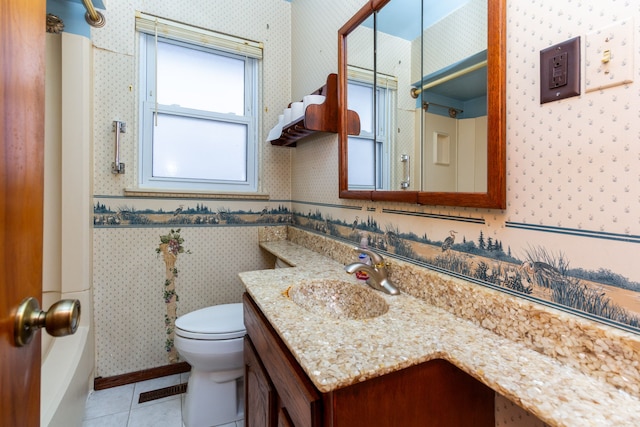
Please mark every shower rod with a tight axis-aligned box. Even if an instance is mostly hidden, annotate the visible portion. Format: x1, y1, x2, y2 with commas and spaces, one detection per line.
81, 0, 106, 28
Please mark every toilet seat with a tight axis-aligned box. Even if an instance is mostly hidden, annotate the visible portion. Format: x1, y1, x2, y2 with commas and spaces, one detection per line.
175, 303, 245, 340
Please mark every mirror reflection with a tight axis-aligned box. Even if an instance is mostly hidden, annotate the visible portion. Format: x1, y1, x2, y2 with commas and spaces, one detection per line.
346, 0, 488, 193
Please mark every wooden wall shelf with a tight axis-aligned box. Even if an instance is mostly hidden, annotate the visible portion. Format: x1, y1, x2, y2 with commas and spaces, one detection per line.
270, 73, 360, 147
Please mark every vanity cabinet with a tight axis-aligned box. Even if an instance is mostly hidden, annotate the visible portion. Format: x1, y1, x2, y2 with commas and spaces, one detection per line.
243, 293, 495, 427
244, 293, 322, 427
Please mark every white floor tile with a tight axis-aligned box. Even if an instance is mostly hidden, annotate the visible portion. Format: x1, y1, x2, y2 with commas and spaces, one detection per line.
127, 399, 182, 427
82, 375, 242, 427
132, 374, 182, 409
84, 384, 135, 420
82, 411, 129, 427
210, 419, 245, 427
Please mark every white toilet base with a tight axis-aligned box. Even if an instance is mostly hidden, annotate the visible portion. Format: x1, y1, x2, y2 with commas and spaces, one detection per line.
182, 369, 244, 427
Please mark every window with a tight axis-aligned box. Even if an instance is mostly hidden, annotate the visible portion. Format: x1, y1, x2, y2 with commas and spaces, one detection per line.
347, 79, 395, 190
136, 13, 262, 192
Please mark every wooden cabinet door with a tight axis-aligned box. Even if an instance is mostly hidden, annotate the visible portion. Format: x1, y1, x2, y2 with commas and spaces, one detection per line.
244, 293, 323, 427
277, 407, 294, 427
244, 336, 278, 427
325, 359, 494, 427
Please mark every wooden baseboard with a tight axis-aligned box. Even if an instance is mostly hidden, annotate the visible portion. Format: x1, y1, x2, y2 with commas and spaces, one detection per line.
94, 362, 191, 390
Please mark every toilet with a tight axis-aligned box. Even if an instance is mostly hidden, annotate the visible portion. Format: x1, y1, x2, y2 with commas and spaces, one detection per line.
174, 303, 246, 427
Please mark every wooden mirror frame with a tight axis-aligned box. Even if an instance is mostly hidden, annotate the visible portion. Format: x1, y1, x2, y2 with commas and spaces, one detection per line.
338, 0, 506, 208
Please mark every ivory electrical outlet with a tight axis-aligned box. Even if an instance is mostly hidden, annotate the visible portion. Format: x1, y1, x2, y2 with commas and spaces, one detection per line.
540, 37, 581, 104
585, 19, 634, 92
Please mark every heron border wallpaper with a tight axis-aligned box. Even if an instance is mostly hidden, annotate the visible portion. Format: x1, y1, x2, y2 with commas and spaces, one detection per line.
93, 196, 640, 335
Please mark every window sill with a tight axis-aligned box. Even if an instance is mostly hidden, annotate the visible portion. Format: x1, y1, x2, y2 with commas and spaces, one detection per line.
123, 188, 270, 200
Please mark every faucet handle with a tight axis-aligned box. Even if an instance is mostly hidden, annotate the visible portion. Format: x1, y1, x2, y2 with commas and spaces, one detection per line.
354, 247, 385, 265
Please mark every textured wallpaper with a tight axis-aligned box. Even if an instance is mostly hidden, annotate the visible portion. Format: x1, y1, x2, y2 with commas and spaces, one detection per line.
90, 0, 292, 377
93, 224, 273, 376
290, 0, 640, 332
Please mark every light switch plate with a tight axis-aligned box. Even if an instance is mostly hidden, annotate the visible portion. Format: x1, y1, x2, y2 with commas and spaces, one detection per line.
585, 19, 634, 92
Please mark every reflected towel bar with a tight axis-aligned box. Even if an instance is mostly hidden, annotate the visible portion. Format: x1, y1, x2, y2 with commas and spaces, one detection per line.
422, 101, 463, 118
400, 154, 410, 189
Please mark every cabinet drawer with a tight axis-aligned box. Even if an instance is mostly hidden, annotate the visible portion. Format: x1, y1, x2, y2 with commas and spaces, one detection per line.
244, 293, 322, 427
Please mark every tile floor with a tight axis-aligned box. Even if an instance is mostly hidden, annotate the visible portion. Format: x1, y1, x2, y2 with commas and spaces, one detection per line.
82, 373, 244, 427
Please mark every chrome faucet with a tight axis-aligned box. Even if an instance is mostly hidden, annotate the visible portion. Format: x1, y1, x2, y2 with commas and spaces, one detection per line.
345, 248, 400, 295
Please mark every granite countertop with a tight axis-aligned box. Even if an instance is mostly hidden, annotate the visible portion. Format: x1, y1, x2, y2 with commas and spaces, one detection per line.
239, 240, 640, 427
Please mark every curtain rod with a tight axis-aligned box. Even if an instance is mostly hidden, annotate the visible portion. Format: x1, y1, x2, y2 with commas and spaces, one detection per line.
410, 59, 487, 99
81, 0, 106, 28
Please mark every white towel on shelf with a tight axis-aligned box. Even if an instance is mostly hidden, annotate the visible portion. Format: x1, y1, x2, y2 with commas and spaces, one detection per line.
266, 114, 285, 142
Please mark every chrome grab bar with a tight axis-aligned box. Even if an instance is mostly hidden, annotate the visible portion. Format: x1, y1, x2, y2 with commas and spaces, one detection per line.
111, 120, 126, 174
400, 154, 410, 189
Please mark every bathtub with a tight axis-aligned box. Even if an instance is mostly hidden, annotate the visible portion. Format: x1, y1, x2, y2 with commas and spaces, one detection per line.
41, 325, 94, 427
42, 30, 94, 427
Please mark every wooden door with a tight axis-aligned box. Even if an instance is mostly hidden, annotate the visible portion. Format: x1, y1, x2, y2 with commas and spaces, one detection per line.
0, 0, 46, 426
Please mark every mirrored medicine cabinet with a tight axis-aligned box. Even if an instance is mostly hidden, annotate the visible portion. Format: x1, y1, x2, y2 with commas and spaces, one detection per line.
338, 0, 506, 208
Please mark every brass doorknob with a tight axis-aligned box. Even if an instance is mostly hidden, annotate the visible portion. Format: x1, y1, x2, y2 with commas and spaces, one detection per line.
14, 297, 81, 347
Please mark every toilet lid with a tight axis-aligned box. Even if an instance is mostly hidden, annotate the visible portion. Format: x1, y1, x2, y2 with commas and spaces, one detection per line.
175, 303, 245, 340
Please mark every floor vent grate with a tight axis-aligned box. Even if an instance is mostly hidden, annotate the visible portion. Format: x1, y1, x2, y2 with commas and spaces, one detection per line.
138, 382, 187, 403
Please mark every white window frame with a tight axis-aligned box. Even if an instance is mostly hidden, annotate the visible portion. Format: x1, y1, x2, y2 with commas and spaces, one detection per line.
136, 13, 262, 193
347, 69, 396, 190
